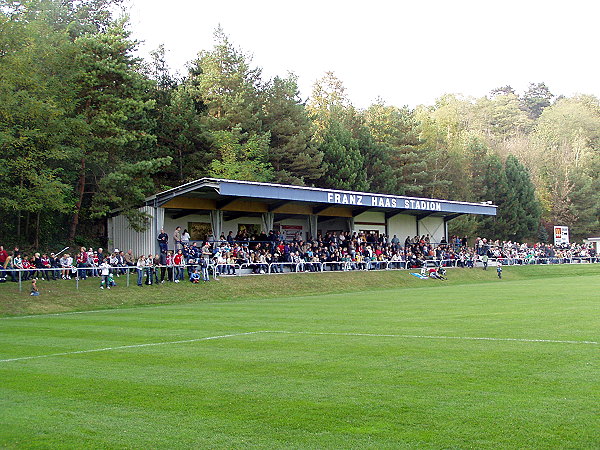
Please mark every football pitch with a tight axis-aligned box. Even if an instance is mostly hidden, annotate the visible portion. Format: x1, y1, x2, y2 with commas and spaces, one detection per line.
1, 268, 599, 448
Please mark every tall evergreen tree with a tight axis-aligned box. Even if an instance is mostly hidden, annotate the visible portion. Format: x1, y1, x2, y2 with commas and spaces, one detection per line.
364, 102, 432, 196
307, 72, 367, 190
501, 155, 541, 240
521, 82, 553, 119
262, 74, 324, 185
69, 20, 170, 239
318, 120, 368, 191
476, 154, 511, 239
186, 27, 273, 182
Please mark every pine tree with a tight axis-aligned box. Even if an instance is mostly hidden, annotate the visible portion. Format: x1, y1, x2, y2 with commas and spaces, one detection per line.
318, 120, 368, 191
262, 74, 324, 185
69, 20, 170, 239
502, 155, 541, 240
186, 27, 273, 182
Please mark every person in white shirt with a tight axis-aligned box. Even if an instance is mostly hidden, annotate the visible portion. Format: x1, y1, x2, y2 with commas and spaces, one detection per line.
99, 261, 111, 289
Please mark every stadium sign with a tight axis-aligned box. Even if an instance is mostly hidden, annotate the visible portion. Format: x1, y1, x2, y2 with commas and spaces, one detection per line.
326, 192, 442, 211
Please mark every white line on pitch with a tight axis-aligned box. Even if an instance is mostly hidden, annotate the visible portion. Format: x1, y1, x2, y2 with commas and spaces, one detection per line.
1, 330, 597, 364
259, 331, 599, 345
0, 331, 265, 363
0, 308, 144, 320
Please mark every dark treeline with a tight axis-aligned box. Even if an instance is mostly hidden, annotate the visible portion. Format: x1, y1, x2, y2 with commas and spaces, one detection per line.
1, 0, 599, 249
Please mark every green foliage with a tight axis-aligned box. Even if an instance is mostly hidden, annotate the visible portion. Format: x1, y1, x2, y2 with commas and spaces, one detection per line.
155, 84, 212, 183
262, 74, 323, 185
521, 82, 553, 119
189, 26, 264, 134
67, 19, 160, 238
363, 102, 430, 195
502, 155, 541, 240
317, 119, 367, 190
208, 128, 273, 182
90, 157, 172, 230
0, 7, 598, 247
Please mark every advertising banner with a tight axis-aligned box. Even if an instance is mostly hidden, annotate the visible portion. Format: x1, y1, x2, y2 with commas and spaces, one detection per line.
282, 225, 303, 240
553, 226, 569, 246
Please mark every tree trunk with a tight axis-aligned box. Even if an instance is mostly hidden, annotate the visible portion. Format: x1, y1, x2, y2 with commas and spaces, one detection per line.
25, 211, 30, 243
178, 147, 183, 182
17, 176, 23, 239
69, 158, 86, 243
34, 211, 40, 249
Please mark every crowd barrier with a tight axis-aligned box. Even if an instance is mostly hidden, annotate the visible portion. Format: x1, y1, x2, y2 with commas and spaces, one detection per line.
1, 256, 597, 292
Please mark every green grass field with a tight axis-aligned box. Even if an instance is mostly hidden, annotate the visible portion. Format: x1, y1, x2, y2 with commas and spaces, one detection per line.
1, 265, 599, 448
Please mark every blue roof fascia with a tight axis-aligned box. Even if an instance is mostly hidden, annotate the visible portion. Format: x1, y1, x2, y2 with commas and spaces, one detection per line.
217, 179, 497, 216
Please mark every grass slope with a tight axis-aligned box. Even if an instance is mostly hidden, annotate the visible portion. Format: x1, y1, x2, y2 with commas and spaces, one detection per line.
0, 264, 598, 316
0, 265, 599, 448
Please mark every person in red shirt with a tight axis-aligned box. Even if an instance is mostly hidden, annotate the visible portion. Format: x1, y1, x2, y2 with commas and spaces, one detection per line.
76, 249, 88, 280
0, 246, 8, 280
0, 246, 7, 266
173, 249, 185, 283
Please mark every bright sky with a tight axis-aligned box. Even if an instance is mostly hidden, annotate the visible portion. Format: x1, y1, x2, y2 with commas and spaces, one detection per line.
126, 0, 600, 108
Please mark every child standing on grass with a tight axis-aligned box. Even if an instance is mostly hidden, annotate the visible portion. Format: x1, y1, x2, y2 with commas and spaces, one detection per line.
497, 261, 502, 279
100, 261, 111, 289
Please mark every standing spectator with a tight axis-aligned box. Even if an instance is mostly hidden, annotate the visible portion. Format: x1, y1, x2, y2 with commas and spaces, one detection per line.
87, 249, 98, 277
97, 248, 105, 265
33, 253, 44, 279
173, 226, 182, 251
159, 250, 167, 283
145, 254, 154, 285
497, 261, 503, 279
48, 253, 59, 280
76, 248, 88, 280
12, 253, 23, 279
99, 260, 111, 289
152, 254, 161, 284
136, 255, 146, 287
117, 251, 126, 276
200, 254, 210, 281
173, 249, 185, 283
157, 228, 169, 254
181, 228, 191, 246
165, 250, 174, 282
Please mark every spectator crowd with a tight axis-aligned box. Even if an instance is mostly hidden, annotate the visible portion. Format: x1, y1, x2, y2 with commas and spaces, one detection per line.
0, 229, 597, 288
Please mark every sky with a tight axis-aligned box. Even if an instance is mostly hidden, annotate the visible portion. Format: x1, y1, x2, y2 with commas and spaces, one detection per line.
126, 0, 600, 108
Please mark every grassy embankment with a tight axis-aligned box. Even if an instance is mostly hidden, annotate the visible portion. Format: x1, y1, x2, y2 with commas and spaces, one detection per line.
0, 263, 598, 316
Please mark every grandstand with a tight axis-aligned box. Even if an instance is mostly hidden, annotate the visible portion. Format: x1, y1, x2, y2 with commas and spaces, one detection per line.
108, 178, 497, 256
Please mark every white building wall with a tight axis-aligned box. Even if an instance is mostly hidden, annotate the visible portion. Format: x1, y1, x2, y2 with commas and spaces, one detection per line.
354, 211, 386, 235
387, 214, 417, 242
275, 217, 307, 240
108, 206, 156, 258
163, 213, 211, 239
418, 216, 446, 243
164, 213, 354, 242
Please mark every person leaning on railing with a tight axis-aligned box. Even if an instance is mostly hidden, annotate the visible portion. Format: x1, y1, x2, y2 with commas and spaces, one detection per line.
136, 255, 145, 286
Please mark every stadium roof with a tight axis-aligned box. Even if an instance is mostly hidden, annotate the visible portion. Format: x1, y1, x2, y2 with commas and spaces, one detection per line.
145, 178, 497, 219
